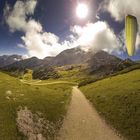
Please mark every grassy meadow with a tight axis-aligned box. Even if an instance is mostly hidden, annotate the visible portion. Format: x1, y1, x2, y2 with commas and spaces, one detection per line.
80, 69, 140, 140
0, 72, 74, 140
0, 64, 140, 140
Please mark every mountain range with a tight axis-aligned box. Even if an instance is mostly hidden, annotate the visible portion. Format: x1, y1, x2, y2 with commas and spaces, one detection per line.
0, 48, 93, 69
0, 48, 135, 77
0, 55, 22, 68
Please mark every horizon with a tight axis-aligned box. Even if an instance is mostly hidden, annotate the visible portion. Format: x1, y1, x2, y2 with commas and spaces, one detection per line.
0, 48, 140, 61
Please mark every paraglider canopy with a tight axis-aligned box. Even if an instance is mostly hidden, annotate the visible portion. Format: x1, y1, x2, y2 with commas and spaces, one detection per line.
125, 15, 138, 56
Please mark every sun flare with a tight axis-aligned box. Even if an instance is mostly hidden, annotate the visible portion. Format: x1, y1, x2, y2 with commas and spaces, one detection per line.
76, 3, 88, 19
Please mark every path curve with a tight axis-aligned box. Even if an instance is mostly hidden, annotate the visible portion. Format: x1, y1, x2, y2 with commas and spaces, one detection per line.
20, 80, 77, 86
57, 86, 122, 140
20, 80, 42, 84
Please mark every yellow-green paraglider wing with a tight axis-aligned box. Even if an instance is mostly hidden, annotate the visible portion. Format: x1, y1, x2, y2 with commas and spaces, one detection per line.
125, 15, 138, 56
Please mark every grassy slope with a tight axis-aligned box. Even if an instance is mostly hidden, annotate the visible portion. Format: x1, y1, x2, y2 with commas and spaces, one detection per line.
56, 65, 96, 83
80, 69, 140, 140
0, 72, 73, 140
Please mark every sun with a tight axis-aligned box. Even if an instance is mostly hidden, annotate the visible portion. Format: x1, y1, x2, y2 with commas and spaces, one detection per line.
76, 3, 88, 19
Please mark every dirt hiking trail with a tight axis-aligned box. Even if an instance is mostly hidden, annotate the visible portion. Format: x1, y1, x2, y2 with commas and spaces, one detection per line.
57, 86, 122, 140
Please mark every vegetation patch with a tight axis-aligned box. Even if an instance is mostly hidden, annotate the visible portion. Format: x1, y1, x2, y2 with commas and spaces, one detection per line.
16, 106, 61, 140
33, 67, 60, 80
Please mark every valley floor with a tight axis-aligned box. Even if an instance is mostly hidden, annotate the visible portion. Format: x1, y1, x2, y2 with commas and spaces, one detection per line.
0, 69, 140, 140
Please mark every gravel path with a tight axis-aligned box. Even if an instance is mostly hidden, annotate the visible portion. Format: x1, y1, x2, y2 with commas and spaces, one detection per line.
57, 86, 122, 140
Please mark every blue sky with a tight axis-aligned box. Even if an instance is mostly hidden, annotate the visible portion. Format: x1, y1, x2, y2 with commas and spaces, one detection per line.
0, 0, 140, 60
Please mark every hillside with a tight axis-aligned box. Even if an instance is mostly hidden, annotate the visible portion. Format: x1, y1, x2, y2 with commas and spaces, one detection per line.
80, 69, 140, 140
0, 49, 135, 80
49, 48, 93, 66
0, 48, 92, 70
2, 57, 47, 70
88, 51, 134, 75
0, 50, 139, 140
0, 55, 22, 68
0, 72, 74, 139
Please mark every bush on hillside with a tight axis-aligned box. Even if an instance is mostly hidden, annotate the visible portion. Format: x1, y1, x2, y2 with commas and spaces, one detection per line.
32, 67, 60, 80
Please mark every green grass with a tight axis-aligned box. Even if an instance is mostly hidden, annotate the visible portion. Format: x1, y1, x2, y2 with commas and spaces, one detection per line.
80, 69, 140, 140
0, 72, 73, 140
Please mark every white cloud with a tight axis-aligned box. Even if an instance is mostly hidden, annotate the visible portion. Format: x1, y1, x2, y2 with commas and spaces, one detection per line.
4, 0, 122, 59
99, 0, 140, 51
21, 29, 69, 58
4, 0, 71, 58
71, 21, 120, 54
100, 0, 140, 22
4, 0, 37, 32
